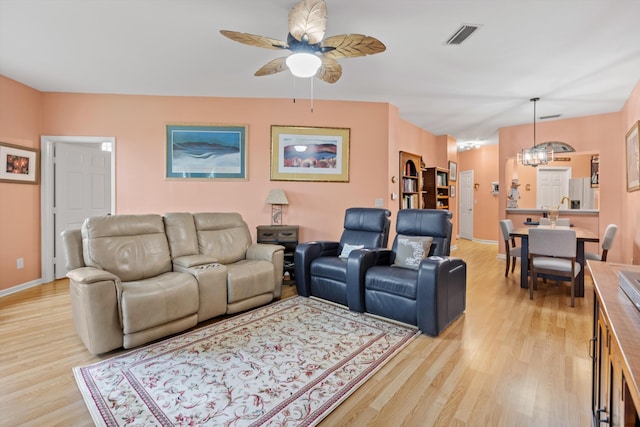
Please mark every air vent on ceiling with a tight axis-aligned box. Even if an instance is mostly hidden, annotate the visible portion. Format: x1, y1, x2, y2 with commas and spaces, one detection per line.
539, 114, 562, 120
446, 24, 480, 45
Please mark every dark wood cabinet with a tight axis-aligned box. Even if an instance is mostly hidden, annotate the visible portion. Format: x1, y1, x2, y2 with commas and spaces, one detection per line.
257, 225, 298, 285
589, 261, 640, 426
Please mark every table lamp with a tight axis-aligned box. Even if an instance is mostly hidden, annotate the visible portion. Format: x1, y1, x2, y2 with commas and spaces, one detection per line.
265, 189, 289, 226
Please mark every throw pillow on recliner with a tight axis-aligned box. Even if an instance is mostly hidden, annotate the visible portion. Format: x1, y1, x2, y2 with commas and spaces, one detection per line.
339, 243, 365, 259
394, 235, 433, 270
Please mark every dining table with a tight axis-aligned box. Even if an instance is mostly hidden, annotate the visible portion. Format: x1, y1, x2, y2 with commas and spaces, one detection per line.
510, 225, 599, 297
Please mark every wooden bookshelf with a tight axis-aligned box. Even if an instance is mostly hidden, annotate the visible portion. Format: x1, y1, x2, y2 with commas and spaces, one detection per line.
399, 151, 423, 209
423, 167, 449, 209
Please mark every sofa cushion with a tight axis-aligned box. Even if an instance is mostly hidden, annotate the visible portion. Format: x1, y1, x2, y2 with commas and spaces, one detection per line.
82, 214, 172, 282
393, 235, 432, 270
120, 271, 199, 334
226, 260, 275, 303
194, 213, 251, 264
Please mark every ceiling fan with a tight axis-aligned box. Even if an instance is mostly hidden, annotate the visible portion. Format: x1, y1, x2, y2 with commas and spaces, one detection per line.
220, 0, 386, 83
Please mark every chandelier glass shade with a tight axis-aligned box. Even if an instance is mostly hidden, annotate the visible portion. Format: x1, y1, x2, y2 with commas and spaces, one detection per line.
286, 53, 322, 78
517, 97, 553, 167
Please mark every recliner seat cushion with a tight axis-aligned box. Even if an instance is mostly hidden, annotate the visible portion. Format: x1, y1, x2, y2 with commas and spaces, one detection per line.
310, 257, 348, 282
365, 266, 418, 300
120, 272, 199, 334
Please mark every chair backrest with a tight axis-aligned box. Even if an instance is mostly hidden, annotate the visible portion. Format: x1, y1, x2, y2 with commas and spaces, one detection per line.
556, 218, 571, 227
499, 219, 515, 252
601, 224, 618, 251
529, 228, 577, 258
338, 207, 391, 251
499, 219, 513, 240
393, 209, 452, 257
539, 217, 550, 225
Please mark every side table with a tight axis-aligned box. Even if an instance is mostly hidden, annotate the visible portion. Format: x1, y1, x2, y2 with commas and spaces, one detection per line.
256, 225, 299, 285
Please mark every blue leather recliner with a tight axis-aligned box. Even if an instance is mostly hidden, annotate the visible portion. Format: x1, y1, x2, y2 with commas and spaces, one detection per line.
363, 209, 467, 336
294, 207, 391, 311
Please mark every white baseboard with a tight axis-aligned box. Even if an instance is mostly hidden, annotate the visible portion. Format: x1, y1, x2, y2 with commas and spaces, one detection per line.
0, 278, 43, 298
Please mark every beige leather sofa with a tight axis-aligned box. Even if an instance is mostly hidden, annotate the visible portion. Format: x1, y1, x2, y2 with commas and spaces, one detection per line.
62, 212, 284, 354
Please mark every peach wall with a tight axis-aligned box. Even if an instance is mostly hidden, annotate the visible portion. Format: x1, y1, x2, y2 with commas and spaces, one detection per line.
621, 80, 640, 264
499, 112, 624, 262
1, 76, 449, 292
40, 93, 392, 246
458, 144, 500, 242
509, 153, 597, 209
0, 76, 42, 290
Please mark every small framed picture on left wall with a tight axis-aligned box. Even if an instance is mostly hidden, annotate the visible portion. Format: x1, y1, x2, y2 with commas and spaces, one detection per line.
0, 142, 39, 184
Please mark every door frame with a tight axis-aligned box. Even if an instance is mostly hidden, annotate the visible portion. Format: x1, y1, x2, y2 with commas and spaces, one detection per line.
40, 136, 116, 283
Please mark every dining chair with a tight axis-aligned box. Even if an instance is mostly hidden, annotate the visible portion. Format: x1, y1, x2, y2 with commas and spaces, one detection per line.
528, 228, 581, 307
499, 219, 521, 276
586, 224, 618, 261
539, 217, 570, 227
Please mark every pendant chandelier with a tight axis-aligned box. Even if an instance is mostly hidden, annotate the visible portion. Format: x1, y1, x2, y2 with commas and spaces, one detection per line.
518, 97, 553, 167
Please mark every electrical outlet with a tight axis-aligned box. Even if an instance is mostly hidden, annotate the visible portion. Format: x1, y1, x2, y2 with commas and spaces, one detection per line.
16, 258, 24, 269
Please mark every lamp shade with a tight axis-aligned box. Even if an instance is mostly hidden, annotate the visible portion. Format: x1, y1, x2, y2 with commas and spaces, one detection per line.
265, 189, 289, 205
286, 53, 321, 78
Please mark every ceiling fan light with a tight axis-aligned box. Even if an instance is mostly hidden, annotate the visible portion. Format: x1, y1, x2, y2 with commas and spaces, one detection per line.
286, 53, 321, 78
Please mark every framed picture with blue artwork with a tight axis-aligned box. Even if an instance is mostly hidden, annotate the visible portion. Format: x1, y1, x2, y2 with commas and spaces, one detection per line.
166, 124, 248, 180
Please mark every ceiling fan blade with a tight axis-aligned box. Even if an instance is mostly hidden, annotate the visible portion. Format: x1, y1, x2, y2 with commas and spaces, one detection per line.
288, 0, 327, 44
316, 56, 342, 83
220, 30, 289, 50
322, 34, 386, 59
255, 57, 289, 76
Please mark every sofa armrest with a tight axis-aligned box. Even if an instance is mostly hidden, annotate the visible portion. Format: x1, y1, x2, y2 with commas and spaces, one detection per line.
246, 243, 284, 262
345, 248, 388, 312
246, 243, 285, 299
67, 266, 119, 284
416, 256, 467, 336
66, 267, 123, 354
172, 254, 218, 269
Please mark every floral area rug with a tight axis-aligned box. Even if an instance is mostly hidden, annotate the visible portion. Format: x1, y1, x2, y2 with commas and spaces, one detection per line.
74, 296, 420, 426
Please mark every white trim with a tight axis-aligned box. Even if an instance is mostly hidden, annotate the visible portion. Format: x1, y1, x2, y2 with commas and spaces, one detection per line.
472, 239, 498, 245
40, 136, 116, 283
0, 279, 43, 298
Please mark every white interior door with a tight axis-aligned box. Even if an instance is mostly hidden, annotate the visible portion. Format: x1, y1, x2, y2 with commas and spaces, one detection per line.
54, 143, 112, 278
459, 170, 474, 240
41, 136, 115, 282
536, 167, 571, 208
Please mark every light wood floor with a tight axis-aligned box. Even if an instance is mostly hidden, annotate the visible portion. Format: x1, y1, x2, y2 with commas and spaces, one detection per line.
0, 239, 594, 426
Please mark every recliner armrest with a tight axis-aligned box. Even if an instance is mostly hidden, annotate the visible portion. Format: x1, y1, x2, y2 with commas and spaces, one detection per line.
416, 256, 467, 336
294, 241, 338, 297
346, 248, 389, 312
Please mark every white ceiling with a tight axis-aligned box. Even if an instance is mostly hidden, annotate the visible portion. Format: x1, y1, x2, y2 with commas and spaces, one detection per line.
2, 0, 640, 150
